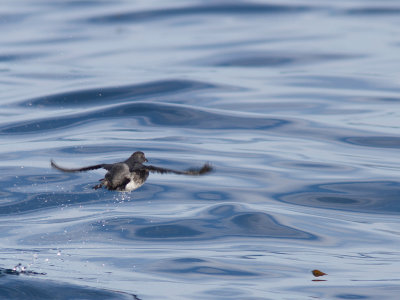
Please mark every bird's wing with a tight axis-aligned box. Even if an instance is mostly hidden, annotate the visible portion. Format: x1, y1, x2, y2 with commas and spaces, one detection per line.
51, 160, 113, 173
145, 163, 212, 175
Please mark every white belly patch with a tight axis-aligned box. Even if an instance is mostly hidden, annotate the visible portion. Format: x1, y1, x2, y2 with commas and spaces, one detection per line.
124, 179, 143, 192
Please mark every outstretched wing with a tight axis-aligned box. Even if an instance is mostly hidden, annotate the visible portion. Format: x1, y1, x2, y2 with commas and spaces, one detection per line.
145, 163, 212, 175
51, 160, 113, 173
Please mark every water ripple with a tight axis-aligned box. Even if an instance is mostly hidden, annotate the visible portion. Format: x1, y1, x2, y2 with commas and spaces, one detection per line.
92, 204, 316, 241
88, 3, 313, 24
0, 272, 136, 300
277, 181, 400, 214
22, 80, 217, 108
202, 51, 359, 68
345, 7, 400, 16
1, 102, 289, 134
343, 136, 400, 149
154, 257, 259, 277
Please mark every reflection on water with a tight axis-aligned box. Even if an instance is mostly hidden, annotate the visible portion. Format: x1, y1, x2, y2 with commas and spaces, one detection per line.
1, 0, 400, 299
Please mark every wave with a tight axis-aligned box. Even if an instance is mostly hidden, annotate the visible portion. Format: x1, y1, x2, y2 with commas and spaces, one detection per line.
2, 103, 289, 134
21, 80, 217, 108
277, 181, 400, 214
0, 270, 137, 300
87, 3, 313, 24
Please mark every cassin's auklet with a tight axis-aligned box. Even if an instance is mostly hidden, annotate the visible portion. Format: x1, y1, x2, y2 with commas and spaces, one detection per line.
51, 151, 212, 192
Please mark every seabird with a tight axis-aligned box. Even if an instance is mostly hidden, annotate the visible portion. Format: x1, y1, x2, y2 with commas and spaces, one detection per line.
51, 151, 212, 191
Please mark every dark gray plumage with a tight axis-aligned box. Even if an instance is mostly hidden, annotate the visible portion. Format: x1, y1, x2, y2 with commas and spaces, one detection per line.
51, 151, 212, 191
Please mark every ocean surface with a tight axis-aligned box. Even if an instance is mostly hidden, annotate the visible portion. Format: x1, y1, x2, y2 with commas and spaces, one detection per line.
1, 1, 400, 299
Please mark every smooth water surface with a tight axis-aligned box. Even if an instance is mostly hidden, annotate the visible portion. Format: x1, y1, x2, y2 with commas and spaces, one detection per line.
1, 0, 400, 299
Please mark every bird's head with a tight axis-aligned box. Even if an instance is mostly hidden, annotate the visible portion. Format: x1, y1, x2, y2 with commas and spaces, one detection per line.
130, 151, 148, 163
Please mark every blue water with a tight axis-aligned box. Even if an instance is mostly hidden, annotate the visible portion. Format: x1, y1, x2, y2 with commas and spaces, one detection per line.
1, 1, 400, 299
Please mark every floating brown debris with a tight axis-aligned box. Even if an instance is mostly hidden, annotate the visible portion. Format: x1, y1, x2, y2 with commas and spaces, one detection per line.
312, 269, 327, 277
